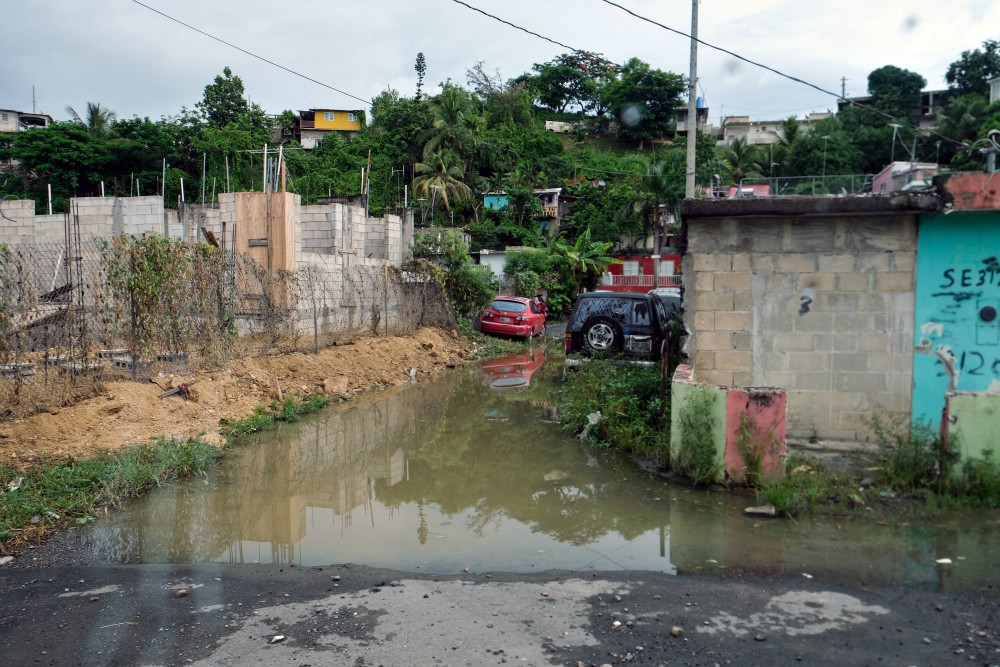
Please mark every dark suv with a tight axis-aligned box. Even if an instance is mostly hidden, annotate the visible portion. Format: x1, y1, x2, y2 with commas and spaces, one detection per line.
565, 291, 675, 360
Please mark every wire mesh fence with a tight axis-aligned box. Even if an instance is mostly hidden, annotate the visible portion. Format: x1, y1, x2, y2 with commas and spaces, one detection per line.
0, 239, 454, 420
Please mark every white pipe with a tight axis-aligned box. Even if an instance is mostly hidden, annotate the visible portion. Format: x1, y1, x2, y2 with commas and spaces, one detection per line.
47, 183, 52, 215
262, 143, 268, 192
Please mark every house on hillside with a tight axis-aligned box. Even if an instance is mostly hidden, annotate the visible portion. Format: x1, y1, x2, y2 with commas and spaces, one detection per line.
0, 109, 52, 133
720, 113, 831, 146
293, 109, 364, 148
837, 90, 948, 133
871, 162, 940, 193
482, 188, 571, 237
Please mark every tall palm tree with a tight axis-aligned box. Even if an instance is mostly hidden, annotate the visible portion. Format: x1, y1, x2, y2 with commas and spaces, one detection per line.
412, 148, 472, 212
66, 102, 116, 138
720, 137, 763, 184
420, 85, 481, 157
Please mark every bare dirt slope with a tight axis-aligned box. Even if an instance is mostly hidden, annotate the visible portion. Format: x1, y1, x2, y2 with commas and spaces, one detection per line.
0, 327, 476, 469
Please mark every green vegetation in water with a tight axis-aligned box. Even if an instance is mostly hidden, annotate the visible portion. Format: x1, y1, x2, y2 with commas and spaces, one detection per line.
560, 361, 669, 462
220, 393, 330, 440
673, 385, 722, 485
0, 436, 218, 545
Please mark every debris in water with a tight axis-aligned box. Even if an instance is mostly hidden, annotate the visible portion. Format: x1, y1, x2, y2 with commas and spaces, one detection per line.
936, 558, 952, 564
744, 505, 776, 517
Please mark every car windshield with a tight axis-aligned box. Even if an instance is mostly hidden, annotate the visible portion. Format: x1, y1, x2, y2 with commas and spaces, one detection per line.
491, 299, 527, 313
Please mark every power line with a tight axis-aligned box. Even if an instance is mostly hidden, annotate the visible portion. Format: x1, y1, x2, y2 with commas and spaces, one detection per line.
447, 0, 581, 53
596, 0, 966, 149
447, 0, 966, 151
128, 0, 371, 106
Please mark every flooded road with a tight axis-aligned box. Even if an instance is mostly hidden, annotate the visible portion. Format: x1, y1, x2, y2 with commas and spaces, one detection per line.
79, 345, 999, 594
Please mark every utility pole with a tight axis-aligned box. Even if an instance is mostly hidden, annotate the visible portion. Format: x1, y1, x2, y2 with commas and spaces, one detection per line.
840, 77, 847, 100
684, 0, 699, 200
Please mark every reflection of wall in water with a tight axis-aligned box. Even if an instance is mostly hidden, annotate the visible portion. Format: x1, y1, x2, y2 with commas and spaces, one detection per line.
228, 376, 457, 549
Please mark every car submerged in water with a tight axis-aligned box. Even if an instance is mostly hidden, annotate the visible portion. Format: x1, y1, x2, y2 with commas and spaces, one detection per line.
564, 291, 678, 361
479, 296, 546, 340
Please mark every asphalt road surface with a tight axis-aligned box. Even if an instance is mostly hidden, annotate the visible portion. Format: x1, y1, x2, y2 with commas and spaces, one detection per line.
2, 561, 998, 666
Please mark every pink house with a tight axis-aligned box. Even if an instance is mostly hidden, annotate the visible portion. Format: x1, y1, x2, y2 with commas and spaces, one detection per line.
871, 161, 939, 194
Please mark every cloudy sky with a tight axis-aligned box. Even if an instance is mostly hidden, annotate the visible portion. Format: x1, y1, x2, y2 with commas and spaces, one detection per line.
4, 1, 999, 125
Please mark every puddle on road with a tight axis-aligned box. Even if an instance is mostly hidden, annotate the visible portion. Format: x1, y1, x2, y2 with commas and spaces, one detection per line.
79, 345, 999, 593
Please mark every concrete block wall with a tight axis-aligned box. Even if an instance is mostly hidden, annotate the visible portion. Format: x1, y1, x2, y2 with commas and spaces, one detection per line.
301, 204, 338, 254
685, 214, 918, 443
0, 200, 37, 245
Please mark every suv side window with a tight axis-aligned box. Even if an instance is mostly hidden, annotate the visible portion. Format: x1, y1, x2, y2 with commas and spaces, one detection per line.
633, 301, 651, 326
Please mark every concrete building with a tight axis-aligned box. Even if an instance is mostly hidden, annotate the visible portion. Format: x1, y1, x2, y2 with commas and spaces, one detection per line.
677, 179, 1000, 463
679, 193, 938, 445
871, 161, 940, 194
0, 109, 52, 133
719, 113, 831, 146
293, 109, 364, 149
836, 89, 948, 133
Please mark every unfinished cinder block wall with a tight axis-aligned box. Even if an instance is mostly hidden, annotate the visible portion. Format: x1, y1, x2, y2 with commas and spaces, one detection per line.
681, 195, 939, 444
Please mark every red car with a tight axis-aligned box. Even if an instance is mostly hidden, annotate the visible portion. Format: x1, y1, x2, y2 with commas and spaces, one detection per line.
479, 296, 546, 340
480, 348, 546, 389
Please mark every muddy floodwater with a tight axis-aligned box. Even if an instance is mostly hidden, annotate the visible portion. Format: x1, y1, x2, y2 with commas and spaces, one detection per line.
80, 345, 999, 594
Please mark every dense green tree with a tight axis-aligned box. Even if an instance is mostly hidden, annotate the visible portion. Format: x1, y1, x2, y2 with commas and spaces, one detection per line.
867, 65, 927, 119
785, 117, 862, 185
604, 58, 685, 148
197, 66, 250, 129
945, 40, 1000, 98
6, 122, 105, 207
518, 51, 617, 115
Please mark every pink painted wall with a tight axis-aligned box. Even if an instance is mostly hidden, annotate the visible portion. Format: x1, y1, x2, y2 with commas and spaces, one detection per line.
943, 172, 1000, 210
724, 389, 787, 483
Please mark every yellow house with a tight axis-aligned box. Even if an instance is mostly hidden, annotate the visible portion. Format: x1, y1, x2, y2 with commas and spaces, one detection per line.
295, 109, 364, 149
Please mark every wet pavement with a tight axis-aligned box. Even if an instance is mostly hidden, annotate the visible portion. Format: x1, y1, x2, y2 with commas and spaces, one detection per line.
2, 562, 998, 666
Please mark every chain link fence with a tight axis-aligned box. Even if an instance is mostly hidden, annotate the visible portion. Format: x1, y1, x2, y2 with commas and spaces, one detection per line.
0, 240, 453, 420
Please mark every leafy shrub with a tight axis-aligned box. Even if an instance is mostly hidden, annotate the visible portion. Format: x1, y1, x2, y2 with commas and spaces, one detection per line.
674, 386, 721, 485
560, 361, 668, 461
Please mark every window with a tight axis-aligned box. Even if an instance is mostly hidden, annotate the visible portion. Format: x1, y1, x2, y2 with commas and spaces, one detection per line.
324, 112, 335, 121
623, 261, 640, 276
347, 112, 357, 122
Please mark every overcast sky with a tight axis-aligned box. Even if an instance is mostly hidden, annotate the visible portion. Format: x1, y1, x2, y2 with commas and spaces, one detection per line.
4, 1, 999, 126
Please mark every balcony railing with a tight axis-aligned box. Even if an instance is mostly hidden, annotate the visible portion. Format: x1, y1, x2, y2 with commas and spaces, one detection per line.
601, 274, 682, 288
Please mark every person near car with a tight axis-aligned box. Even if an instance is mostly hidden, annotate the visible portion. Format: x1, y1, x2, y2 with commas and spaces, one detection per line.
534, 293, 548, 316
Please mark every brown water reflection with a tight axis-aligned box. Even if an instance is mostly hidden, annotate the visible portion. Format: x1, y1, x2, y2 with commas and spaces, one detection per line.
79, 349, 999, 594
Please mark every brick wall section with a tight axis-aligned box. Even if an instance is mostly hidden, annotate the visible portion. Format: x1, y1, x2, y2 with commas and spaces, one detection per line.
684, 213, 919, 443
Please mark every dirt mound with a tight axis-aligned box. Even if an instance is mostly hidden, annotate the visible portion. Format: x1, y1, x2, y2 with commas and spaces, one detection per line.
0, 327, 476, 469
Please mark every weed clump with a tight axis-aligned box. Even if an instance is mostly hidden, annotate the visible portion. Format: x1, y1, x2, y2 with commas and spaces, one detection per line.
560, 361, 669, 462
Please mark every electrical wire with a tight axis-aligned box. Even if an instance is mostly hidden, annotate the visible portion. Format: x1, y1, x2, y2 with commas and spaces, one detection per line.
128, 0, 371, 106
448, 0, 582, 53
597, 0, 967, 149
448, 0, 967, 151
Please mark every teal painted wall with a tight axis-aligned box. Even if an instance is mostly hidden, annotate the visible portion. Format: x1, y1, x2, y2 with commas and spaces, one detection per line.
913, 211, 1000, 428
483, 194, 508, 210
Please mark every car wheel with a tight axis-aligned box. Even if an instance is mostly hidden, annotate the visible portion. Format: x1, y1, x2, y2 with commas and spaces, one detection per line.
581, 316, 623, 354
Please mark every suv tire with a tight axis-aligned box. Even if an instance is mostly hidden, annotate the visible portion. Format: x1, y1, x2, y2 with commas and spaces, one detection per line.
582, 316, 623, 354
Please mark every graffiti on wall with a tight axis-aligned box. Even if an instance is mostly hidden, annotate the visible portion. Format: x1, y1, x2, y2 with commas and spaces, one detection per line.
914, 217, 1000, 427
